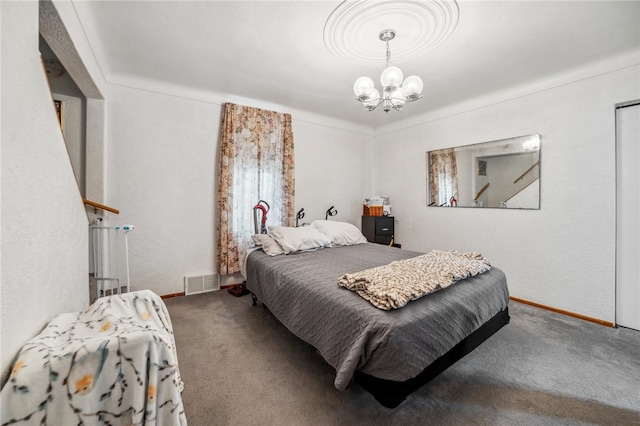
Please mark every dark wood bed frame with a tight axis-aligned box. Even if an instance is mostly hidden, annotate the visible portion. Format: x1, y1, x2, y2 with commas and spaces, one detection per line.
353, 307, 510, 408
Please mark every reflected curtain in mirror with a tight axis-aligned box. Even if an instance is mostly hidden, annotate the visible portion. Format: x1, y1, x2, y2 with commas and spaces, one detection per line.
217, 103, 295, 275
428, 148, 458, 206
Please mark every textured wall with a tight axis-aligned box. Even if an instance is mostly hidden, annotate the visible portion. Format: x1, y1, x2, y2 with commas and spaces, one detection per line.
293, 121, 375, 226
54, 94, 85, 195
1, 1, 89, 375
105, 86, 218, 296
373, 66, 640, 323
105, 85, 376, 295
85, 98, 106, 205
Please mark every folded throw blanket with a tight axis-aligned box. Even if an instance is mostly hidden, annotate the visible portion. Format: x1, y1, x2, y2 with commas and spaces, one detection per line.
338, 250, 491, 310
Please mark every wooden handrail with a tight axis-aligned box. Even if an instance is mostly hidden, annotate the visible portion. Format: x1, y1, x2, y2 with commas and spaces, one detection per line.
83, 199, 119, 214
514, 161, 540, 184
474, 182, 490, 201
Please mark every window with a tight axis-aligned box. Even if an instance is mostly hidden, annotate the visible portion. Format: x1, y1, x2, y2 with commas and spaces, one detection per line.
216, 103, 295, 275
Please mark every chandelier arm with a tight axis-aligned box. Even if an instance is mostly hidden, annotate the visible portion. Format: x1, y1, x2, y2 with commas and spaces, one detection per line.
387, 94, 423, 102
404, 95, 423, 102
354, 96, 384, 103
357, 97, 384, 111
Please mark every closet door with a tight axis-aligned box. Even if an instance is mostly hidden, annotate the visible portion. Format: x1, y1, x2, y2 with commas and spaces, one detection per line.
616, 102, 640, 330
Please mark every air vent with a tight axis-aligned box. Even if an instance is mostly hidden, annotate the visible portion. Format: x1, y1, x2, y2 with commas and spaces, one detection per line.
184, 274, 220, 295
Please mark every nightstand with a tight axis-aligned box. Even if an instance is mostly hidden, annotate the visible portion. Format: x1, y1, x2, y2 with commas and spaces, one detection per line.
362, 216, 394, 245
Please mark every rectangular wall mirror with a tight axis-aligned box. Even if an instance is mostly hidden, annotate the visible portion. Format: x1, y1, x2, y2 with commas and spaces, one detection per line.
427, 134, 541, 209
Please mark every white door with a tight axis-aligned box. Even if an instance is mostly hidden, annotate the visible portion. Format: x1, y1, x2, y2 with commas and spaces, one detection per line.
616, 102, 640, 330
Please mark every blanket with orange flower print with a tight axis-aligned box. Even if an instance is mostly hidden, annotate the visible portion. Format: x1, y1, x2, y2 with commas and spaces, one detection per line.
1, 290, 186, 425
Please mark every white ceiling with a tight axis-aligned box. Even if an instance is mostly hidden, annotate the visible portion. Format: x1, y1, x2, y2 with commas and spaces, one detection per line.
71, 1, 640, 130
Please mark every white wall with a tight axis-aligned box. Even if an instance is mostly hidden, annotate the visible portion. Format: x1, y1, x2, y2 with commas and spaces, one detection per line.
293, 121, 374, 225
54, 94, 85, 195
106, 84, 374, 295
106, 85, 219, 296
1, 1, 89, 376
374, 65, 640, 323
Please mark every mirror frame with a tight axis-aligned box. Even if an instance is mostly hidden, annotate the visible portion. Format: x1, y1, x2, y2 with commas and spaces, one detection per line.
427, 134, 541, 209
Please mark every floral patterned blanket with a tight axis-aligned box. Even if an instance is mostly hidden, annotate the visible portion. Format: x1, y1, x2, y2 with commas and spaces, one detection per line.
1, 290, 187, 425
338, 250, 491, 310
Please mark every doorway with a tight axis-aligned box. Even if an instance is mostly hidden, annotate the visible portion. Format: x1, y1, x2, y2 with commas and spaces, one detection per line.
616, 101, 640, 330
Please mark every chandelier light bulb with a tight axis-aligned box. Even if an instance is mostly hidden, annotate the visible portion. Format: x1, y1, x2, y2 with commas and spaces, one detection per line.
364, 89, 381, 111
354, 76, 375, 100
401, 75, 424, 100
381, 66, 403, 88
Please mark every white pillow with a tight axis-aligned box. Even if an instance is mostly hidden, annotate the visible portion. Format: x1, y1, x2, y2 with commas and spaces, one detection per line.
251, 234, 285, 256
267, 226, 332, 254
312, 220, 367, 246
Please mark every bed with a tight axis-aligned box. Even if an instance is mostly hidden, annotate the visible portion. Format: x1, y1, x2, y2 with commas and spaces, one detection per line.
245, 222, 510, 408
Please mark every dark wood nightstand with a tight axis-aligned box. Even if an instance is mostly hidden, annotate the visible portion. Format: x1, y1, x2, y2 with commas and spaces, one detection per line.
362, 216, 394, 245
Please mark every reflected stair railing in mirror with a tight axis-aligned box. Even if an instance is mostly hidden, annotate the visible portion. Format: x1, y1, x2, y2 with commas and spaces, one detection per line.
513, 161, 540, 184
504, 178, 540, 205
474, 183, 490, 202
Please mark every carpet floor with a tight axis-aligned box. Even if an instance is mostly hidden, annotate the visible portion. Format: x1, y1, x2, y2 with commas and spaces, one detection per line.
164, 291, 640, 426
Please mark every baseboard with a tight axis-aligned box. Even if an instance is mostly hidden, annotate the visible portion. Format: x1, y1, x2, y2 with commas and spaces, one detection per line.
161, 292, 185, 300
510, 296, 614, 327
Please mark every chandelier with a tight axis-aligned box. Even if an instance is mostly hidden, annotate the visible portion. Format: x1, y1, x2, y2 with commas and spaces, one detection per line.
353, 29, 424, 112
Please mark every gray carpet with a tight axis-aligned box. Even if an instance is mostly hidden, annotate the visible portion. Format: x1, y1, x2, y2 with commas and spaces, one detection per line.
164, 291, 640, 426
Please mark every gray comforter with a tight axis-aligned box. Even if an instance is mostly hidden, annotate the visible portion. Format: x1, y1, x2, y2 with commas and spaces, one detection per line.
245, 243, 509, 390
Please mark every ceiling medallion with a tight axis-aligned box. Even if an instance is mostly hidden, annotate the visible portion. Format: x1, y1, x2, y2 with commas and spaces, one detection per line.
323, 0, 460, 64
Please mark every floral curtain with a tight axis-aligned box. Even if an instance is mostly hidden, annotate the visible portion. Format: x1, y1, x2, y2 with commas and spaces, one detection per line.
217, 103, 295, 275
428, 148, 458, 206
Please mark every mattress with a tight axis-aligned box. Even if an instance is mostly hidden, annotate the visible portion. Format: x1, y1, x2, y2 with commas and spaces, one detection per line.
245, 243, 510, 391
